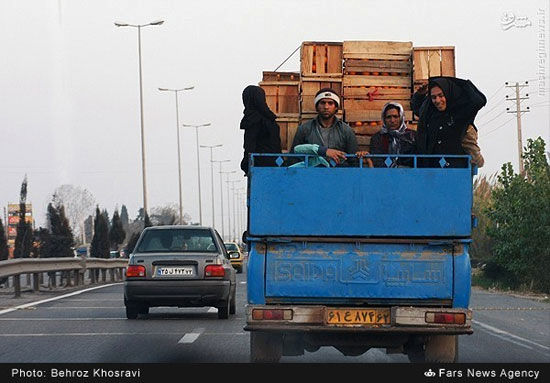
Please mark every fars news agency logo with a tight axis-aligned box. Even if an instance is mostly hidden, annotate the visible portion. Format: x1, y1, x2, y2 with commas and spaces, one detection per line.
425, 369, 437, 378
501, 11, 532, 30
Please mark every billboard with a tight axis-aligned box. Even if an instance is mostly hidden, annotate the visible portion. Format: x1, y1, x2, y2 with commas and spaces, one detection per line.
6, 203, 33, 258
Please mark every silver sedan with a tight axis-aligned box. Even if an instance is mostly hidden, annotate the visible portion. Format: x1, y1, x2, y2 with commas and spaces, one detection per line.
124, 226, 237, 319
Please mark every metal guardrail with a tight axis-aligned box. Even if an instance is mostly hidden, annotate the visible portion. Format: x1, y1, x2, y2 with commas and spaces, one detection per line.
0, 257, 128, 298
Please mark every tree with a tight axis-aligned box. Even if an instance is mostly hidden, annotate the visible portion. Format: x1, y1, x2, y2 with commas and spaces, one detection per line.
120, 205, 130, 234
90, 207, 109, 258
84, 215, 94, 243
0, 219, 8, 261
470, 174, 496, 266
487, 137, 550, 292
14, 176, 33, 258
52, 184, 95, 245
109, 209, 126, 250
46, 203, 74, 258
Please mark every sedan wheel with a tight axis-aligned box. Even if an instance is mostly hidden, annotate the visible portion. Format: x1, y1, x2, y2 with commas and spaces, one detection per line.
218, 299, 230, 319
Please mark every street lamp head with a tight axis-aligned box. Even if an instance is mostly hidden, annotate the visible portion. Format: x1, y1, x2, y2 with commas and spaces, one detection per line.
114, 22, 129, 27
149, 20, 165, 26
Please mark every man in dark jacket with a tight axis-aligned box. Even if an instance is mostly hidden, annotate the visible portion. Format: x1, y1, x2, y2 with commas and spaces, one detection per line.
290, 88, 357, 165
239, 85, 282, 175
412, 77, 486, 168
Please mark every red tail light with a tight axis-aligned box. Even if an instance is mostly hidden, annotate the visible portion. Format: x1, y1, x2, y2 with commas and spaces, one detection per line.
126, 265, 146, 277
252, 309, 293, 320
204, 264, 225, 277
425, 312, 466, 325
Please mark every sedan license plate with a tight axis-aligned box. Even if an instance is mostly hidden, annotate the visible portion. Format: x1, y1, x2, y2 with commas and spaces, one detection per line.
325, 308, 390, 326
156, 266, 195, 277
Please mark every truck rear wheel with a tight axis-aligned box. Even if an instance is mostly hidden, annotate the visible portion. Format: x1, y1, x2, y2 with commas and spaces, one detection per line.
408, 335, 458, 363
250, 332, 282, 363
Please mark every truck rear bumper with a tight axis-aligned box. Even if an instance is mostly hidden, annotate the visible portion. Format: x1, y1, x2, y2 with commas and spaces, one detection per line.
245, 305, 473, 335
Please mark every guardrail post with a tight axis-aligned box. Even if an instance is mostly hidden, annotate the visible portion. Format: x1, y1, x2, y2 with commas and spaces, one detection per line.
101, 269, 106, 282
13, 275, 21, 298
66, 270, 72, 287
33, 273, 39, 292
90, 269, 96, 284
74, 270, 80, 286
109, 269, 114, 282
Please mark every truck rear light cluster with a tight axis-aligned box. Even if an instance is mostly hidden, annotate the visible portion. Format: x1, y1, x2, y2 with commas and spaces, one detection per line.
126, 265, 146, 277
252, 309, 293, 321
204, 264, 225, 277
425, 312, 466, 325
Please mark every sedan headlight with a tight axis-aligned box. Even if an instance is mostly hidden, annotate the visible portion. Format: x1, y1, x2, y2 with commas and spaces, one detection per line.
229, 252, 240, 259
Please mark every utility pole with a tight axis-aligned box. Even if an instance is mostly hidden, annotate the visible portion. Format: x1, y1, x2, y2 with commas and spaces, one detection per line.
505, 81, 530, 175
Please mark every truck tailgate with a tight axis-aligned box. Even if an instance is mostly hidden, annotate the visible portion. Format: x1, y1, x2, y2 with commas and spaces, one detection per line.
264, 242, 453, 302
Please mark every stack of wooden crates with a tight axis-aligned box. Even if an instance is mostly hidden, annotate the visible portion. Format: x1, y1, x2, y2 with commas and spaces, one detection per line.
258, 41, 455, 153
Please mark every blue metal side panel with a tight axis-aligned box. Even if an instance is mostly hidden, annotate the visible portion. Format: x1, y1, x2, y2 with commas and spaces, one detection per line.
246, 243, 265, 304
453, 243, 472, 308
249, 167, 472, 237
264, 242, 453, 300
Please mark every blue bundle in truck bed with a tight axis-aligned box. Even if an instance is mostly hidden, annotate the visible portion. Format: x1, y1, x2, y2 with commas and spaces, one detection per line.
245, 153, 475, 363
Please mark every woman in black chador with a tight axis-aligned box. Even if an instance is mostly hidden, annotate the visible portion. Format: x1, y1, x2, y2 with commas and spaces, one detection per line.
239, 85, 282, 175
412, 76, 486, 168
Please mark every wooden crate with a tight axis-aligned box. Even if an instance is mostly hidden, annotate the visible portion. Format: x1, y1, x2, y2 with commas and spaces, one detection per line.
301, 42, 343, 77
259, 72, 300, 117
300, 76, 343, 114
300, 111, 343, 125
262, 71, 299, 82
344, 59, 411, 75
343, 41, 413, 60
277, 115, 300, 152
412, 46, 455, 86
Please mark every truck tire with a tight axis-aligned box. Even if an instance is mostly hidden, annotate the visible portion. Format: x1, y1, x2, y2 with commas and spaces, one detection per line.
125, 304, 138, 320
407, 335, 458, 363
250, 332, 283, 363
425, 335, 458, 363
230, 292, 236, 315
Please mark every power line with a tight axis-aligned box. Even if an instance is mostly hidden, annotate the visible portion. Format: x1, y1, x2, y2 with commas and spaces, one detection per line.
478, 109, 507, 126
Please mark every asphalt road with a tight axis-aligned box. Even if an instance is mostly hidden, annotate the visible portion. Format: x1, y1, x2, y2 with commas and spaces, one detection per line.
0, 266, 548, 364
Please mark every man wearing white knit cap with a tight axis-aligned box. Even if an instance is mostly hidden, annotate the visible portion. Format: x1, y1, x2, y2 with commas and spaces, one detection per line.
290, 88, 358, 165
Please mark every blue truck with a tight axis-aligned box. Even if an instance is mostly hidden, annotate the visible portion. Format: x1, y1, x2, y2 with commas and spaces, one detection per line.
244, 153, 475, 362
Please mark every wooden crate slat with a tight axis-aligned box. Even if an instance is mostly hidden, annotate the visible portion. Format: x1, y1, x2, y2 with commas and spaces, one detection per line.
343, 53, 411, 61
343, 86, 411, 99
441, 49, 456, 76
262, 71, 300, 82
344, 59, 411, 70
277, 116, 300, 151
356, 134, 375, 146
412, 49, 430, 81
345, 109, 413, 122
428, 50, 442, 77
344, 99, 412, 111
353, 125, 382, 135
343, 41, 413, 56
343, 75, 411, 88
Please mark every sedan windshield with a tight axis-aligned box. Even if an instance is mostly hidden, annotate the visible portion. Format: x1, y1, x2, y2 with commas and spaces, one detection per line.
136, 229, 218, 253
225, 243, 239, 251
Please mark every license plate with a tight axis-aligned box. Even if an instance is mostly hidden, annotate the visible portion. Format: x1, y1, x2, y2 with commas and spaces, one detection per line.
325, 308, 391, 325
156, 266, 195, 277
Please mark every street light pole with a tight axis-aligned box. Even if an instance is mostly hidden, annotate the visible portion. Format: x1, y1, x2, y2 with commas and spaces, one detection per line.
115, 20, 164, 216
182, 123, 211, 225
159, 87, 194, 224
220, 170, 236, 241
212, 160, 230, 238
227, 180, 241, 241
200, 144, 222, 228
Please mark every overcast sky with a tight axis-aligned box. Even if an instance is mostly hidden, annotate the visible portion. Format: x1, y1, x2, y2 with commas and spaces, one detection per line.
1, 0, 549, 231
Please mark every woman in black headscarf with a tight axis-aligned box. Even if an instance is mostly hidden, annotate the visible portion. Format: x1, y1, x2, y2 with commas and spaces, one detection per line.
412, 76, 486, 168
239, 85, 282, 175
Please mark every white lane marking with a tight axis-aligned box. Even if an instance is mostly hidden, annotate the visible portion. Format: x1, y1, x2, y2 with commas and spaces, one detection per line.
207, 307, 217, 313
0, 332, 177, 337
0, 283, 122, 316
473, 320, 550, 351
178, 328, 205, 344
